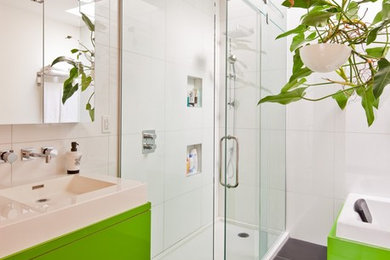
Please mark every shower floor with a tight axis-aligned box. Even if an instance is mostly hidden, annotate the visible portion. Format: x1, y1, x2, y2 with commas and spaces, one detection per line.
154, 220, 281, 260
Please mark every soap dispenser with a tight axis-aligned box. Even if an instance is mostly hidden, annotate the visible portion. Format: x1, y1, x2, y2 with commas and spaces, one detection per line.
66, 142, 82, 174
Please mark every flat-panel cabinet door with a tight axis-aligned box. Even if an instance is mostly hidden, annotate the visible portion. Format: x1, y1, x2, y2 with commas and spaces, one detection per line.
36, 211, 151, 260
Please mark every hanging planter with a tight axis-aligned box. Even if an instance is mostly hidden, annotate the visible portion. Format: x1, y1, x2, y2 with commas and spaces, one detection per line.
259, 0, 390, 126
300, 43, 352, 73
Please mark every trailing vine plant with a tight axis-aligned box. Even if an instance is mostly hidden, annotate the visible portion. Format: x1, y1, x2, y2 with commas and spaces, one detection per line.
51, 12, 95, 121
259, 0, 390, 126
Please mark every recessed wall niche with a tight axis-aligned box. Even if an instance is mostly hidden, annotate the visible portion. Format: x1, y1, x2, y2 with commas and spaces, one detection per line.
186, 76, 202, 108
185, 144, 202, 176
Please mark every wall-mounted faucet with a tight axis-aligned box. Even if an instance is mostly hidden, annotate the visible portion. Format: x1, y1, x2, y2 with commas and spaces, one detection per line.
0, 150, 17, 164
21, 147, 58, 163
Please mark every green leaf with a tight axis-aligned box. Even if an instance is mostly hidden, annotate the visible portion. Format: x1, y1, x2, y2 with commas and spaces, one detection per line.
290, 32, 305, 52
258, 88, 307, 105
372, 11, 383, 24
357, 86, 376, 126
301, 7, 338, 27
62, 67, 79, 104
281, 78, 307, 93
62, 83, 79, 104
289, 67, 312, 82
383, 0, 390, 20
306, 31, 317, 41
81, 73, 92, 91
81, 12, 95, 32
332, 90, 349, 110
86, 103, 95, 122
345, 1, 359, 20
367, 26, 380, 45
51, 56, 77, 67
276, 25, 307, 39
281, 0, 330, 9
366, 47, 389, 58
71, 49, 79, 54
373, 58, 390, 99
89, 109, 95, 122
292, 50, 304, 74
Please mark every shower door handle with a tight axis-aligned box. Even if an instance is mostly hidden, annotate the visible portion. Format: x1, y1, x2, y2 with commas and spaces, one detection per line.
219, 135, 239, 188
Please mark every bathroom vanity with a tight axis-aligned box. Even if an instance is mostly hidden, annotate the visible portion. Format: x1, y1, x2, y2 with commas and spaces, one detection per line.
0, 175, 150, 259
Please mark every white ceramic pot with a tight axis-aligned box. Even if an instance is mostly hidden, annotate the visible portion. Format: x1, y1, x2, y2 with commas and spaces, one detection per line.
300, 43, 352, 73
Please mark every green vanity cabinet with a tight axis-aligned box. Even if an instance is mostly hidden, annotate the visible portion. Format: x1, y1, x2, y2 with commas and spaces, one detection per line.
3, 203, 151, 260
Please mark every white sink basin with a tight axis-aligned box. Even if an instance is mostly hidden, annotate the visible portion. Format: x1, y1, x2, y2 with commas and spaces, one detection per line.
0, 175, 116, 212
337, 193, 390, 249
0, 174, 147, 258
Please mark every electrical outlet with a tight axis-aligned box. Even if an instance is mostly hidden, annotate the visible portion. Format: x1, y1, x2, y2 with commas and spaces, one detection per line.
102, 116, 111, 133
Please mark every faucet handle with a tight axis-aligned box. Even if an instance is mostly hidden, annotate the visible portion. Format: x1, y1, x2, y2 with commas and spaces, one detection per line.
42, 147, 58, 163
0, 150, 18, 164
42, 147, 57, 156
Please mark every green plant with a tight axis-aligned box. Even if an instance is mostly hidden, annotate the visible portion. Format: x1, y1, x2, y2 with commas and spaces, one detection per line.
51, 12, 95, 122
259, 0, 390, 126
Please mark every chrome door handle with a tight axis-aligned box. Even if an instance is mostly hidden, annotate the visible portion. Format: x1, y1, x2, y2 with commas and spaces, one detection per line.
219, 135, 239, 188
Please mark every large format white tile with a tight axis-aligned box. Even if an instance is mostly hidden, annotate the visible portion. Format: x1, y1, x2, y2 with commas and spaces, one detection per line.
164, 189, 202, 249
164, 62, 214, 132
164, 130, 203, 200
286, 130, 334, 197
152, 204, 165, 258
121, 133, 165, 206
121, 51, 165, 134
0, 126, 11, 145
122, 0, 166, 59
334, 132, 390, 199
201, 183, 214, 226
268, 188, 286, 232
166, 0, 214, 66
261, 129, 286, 191
287, 192, 334, 246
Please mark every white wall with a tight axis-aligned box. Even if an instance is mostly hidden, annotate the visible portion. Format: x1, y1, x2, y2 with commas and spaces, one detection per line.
0, 0, 118, 187
285, 2, 390, 246
120, 0, 215, 257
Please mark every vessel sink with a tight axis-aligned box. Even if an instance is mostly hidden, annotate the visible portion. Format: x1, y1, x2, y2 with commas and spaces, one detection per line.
337, 193, 390, 249
0, 174, 147, 258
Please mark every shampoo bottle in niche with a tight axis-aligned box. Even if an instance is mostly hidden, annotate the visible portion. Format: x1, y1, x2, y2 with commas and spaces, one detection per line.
66, 142, 82, 174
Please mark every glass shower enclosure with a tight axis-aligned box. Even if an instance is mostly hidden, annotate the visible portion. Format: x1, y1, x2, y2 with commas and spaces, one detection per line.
220, 0, 287, 259
119, 0, 287, 259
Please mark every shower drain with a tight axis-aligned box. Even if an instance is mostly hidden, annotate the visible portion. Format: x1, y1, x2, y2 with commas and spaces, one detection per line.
238, 232, 249, 238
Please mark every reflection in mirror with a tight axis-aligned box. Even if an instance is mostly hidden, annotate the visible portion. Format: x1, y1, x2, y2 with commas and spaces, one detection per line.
0, 0, 43, 124
44, 0, 95, 123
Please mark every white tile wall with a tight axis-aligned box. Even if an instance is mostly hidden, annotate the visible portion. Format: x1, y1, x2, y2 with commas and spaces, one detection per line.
0, 0, 119, 187
286, 5, 390, 246
120, 0, 215, 257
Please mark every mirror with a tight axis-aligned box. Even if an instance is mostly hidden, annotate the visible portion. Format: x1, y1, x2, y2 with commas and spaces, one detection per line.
0, 0, 43, 124
0, 0, 95, 125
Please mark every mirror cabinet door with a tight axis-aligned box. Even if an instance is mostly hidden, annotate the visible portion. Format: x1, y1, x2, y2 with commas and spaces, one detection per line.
0, 0, 95, 125
0, 0, 43, 124
43, 0, 95, 124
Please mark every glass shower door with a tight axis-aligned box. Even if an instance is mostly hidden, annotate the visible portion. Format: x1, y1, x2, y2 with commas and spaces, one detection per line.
221, 0, 286, 259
